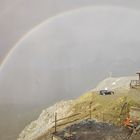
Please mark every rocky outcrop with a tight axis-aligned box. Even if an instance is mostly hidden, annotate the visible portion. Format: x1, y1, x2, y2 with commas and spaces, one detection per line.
18, 100, 73, 140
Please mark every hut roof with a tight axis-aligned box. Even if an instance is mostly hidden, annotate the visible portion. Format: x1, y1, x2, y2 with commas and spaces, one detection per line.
136, 71, 140, 74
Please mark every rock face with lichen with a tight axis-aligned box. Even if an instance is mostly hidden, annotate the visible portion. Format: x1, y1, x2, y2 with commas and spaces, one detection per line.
18, 76, 140, 140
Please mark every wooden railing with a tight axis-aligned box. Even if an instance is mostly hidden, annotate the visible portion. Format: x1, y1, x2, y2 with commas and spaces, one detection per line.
50, 111, 119, 140
130, 80, 140, 88
53, 105, 92, 133
38, 100, 121, 140
50, 103, 92, 140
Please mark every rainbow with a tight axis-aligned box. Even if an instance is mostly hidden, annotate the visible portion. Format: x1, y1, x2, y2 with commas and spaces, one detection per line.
0, 5, 138, 72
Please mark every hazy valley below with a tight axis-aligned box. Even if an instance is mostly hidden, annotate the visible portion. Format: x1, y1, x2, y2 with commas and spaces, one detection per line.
0, 104, 49, 140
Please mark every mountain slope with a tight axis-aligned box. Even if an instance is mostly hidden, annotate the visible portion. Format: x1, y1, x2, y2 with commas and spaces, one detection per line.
18, 76, 140, 140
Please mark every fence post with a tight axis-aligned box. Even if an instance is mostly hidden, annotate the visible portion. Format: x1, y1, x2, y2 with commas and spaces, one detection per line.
102, 112, 104, 128
89, 102, 92, 119
54, 112, 57, 133
69, 126, 72, 140
51, 134, 53, 140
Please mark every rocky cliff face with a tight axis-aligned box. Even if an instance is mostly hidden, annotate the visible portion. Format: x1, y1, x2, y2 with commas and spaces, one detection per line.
18, 76, 140, 140
18, 100, 73, 140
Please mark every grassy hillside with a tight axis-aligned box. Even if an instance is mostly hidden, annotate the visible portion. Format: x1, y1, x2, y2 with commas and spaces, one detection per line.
72, 88, 140, 124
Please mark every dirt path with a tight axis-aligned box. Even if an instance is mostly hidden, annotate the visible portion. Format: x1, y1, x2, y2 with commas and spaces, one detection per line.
56, 119, 140, 140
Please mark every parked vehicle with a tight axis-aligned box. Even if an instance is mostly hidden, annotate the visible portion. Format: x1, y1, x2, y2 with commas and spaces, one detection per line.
99, 90, 114, 95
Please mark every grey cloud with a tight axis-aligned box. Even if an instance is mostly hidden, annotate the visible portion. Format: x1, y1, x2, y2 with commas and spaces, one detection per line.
1, 0, 140, 63
0, 7, 140, 105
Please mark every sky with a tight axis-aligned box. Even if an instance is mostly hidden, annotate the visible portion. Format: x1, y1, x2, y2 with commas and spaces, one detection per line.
0, 4, 140, 105
1, 0, 140, 63
1, 2, 140, 139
